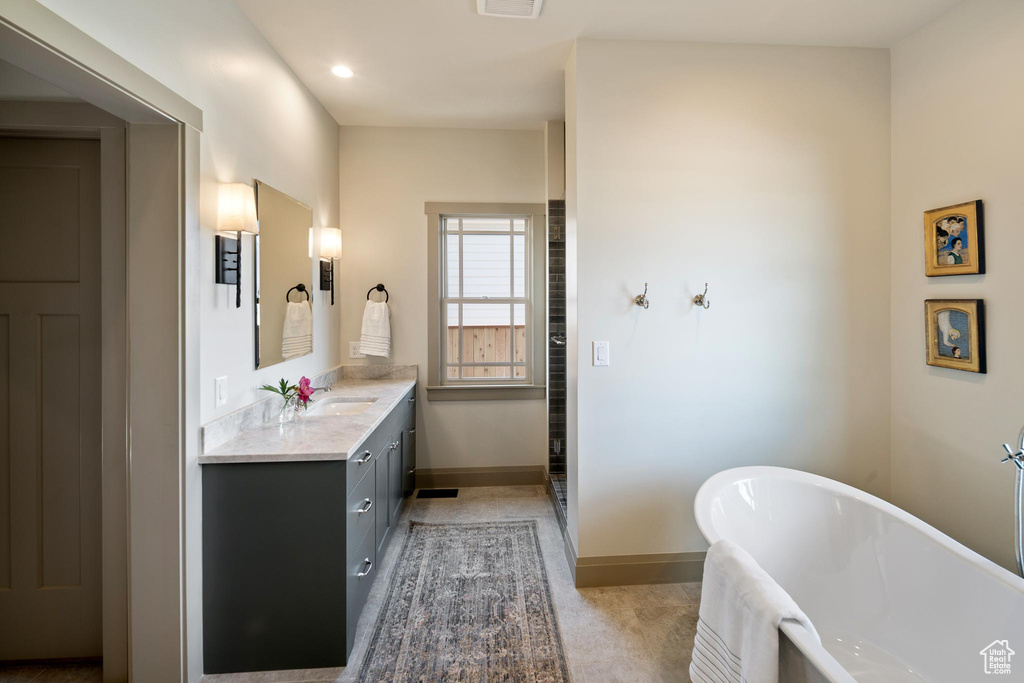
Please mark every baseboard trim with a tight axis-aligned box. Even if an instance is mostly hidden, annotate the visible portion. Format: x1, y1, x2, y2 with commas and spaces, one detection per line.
542, 474, 705, 587
415, 465, 546, 489
573, 551, 706, 588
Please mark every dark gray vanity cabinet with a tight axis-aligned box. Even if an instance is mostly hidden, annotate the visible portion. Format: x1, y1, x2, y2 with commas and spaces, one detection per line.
374, 440, 390, 554
402, 423, 416, 496
389, 430, 404, 520
202, 386, 416, 675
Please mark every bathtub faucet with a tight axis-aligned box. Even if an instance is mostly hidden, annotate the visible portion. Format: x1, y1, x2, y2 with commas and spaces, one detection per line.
1000, 425, 1024, 578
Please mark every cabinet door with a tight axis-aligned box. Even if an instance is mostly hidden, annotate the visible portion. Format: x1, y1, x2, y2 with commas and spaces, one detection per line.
402, 424, 416, 497
374, 446, 389, 554
389, 431, 403, 519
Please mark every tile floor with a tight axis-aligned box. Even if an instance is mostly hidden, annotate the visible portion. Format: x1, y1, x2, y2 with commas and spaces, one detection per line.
195, 484, 700, 683
0, 662, 102, 682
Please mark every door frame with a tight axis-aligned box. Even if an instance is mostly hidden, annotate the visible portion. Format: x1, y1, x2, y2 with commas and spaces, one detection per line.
0, 2, 204, 681
0, 101, 127, 671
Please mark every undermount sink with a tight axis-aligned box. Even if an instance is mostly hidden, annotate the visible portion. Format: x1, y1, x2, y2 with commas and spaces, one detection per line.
303, 396, 377, 417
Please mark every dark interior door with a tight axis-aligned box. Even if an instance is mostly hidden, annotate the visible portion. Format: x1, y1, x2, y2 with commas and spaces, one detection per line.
0, 136, 102, 660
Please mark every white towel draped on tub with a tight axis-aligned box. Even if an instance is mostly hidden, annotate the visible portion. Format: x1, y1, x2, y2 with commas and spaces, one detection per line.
359, 300, 391, 357
281, 301, 313, 359
690, 540, 819, 683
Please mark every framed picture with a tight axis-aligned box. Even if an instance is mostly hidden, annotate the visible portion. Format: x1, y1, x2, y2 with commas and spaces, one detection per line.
924, 299, 985, 373
924, 199, 983, 276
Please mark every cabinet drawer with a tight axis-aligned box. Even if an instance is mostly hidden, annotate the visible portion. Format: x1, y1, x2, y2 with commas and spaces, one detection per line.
345, 525, 376, 654
346, 462, 376, 543
346, 441, 383, 495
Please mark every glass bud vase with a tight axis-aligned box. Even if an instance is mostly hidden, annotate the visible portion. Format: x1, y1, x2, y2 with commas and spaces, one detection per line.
278, 396, 297, 425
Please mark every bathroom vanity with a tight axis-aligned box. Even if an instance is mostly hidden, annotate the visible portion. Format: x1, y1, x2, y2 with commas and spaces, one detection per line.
199, 376, 416, 674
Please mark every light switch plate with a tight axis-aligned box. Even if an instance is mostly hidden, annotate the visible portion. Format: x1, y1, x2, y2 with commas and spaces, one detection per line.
214, 376, 228, 407
349, 341, 366, 359
593, 341, 610, 366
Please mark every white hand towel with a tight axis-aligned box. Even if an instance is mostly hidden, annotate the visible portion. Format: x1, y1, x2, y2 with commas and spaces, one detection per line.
359, 300, 391, 357
690, 540, 819, 683
281, 301, 313, 359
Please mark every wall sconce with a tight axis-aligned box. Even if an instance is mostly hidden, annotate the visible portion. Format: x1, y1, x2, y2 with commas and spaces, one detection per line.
215, 181, 258, 308
318, 227, 342, 305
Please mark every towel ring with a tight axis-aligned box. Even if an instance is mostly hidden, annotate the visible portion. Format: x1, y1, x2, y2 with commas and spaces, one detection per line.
366, 283, 389, 303
286, 283, 310, 302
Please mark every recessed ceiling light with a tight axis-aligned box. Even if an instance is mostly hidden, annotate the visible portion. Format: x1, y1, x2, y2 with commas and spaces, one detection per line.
331, 65, 354, 78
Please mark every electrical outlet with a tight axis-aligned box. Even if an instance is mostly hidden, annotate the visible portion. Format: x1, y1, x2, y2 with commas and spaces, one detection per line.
349, 341, 366, 359
215, 376, 228, 407
593, 341, 610, 367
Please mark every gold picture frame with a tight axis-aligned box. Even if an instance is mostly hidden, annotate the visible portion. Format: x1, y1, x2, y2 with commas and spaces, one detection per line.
924, 299, 985, 373
923, 200, 983, 276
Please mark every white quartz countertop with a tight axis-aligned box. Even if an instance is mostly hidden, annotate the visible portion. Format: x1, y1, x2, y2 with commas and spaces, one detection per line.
198, 378, 416, 464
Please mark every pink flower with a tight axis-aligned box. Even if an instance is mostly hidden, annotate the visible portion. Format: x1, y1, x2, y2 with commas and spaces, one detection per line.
297, 376, 315, 405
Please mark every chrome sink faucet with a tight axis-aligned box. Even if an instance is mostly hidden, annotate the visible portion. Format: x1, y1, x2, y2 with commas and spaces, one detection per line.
1000, 425, 1024, 578
312, 386, 333, 393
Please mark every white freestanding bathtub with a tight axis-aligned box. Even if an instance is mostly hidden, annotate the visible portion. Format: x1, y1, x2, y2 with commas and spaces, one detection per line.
694, 467, 1024, 682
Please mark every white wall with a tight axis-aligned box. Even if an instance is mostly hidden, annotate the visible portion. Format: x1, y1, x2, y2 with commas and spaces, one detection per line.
890, 0, 1024, 573
569, 40, 892, 558
338, 126, 546, 471
564, 46, 580, 548
36, 0, 342, 426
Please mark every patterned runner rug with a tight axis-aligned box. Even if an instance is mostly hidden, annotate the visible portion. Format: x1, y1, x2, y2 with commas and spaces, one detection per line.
357, 521, 570, 682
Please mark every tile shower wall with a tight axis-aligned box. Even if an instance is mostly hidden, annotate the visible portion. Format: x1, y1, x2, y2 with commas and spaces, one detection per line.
548, 200, 566, 475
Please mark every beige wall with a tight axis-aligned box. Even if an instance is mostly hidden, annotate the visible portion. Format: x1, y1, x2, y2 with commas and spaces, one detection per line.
890, 0, 1024, 573
568, 39, 892, 558
545, 120, 565, 200
338, 126, 547, 471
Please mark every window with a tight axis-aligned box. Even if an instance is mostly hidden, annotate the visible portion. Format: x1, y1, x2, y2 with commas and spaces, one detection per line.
426, 203, 546, 399
443, 215, 529, 382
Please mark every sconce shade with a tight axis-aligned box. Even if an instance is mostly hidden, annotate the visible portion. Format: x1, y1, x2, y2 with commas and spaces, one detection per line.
217, 182, 258, 234
320, 228, 343, 260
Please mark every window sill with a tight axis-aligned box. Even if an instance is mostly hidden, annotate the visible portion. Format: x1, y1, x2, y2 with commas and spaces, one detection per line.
425, 385, 546, 401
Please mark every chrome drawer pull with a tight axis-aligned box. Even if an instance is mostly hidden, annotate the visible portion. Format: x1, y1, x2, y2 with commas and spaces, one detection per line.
408, 396, 415, 403
407, 467, 416, 474
409, 428, 416, 434
391, 441, 400, 450
357, 559, 373, 577
357, 498, 373, 514
357, 450, 372, 464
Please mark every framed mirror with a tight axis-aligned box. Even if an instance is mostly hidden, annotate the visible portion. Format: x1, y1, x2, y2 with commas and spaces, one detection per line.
253, 180, 313, 369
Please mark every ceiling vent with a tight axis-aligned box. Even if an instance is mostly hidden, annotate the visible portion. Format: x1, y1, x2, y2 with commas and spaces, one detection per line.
477, 0, 544, 19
